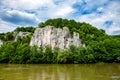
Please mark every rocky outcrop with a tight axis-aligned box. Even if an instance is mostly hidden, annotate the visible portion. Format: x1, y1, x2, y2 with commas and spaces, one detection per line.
15, 32, 30, 41
30, 26, 81, 49
0, 40, 3, 46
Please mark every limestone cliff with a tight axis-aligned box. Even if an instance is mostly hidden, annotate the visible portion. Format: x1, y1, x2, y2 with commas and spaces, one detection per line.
15, 32, 30, 41
30, 26, 81, 49
0, 40, 3, 46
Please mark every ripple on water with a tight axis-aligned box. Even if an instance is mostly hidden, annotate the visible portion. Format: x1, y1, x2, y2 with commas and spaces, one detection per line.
111, 76, 120, 79
3, 67, 30, 71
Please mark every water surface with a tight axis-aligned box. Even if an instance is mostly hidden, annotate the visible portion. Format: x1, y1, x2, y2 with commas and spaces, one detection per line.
0, 63, 120, 80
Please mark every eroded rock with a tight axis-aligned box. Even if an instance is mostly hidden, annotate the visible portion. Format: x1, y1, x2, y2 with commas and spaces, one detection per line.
0, 40, 3, 46
30, 26, 81, 49
15, 32, 30, 41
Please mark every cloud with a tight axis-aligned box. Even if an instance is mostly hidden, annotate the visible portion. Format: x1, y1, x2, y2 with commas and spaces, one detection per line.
0, 0, 120, 35
0, 0, 54, 10
33, 0, 77, 20
52, 6, 74, 17
107, 23, 120, 35
112, 30, 120, 35
103, 20, 113, 28
0, 20, 16, 33
0, 10, 40, 26
75, 0, 120, 35
72, 0, 109, 15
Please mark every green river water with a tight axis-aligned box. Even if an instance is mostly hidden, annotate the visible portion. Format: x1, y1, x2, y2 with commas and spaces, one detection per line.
0, 63, 120, 80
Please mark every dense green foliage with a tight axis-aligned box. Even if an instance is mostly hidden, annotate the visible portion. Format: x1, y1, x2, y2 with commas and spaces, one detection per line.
0, 32, 14, 41
14, 26, 35, 33
0, 18, 120, 63
0, 26, 35, 41
16, 34, 33, 44
111, 35, 120, 41
0, 42, 120, 64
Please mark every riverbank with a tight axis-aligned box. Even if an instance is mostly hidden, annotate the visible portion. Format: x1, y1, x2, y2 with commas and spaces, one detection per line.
0, 43, 120, 64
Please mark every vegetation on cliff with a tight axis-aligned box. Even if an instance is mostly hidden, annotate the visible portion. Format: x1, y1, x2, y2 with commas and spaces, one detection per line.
0, 18, 120, 63
38, 18, 107, 45
0, 26, 35, 41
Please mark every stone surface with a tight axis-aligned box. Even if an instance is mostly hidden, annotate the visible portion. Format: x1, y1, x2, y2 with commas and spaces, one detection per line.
0, 40, 3, 46
15, 32, 30, 41
30, 26, 81, 49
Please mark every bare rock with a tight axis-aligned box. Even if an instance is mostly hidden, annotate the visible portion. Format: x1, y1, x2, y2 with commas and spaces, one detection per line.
0, 40, 3, 46
30, 26, 81, 49
15, 32, 30, 41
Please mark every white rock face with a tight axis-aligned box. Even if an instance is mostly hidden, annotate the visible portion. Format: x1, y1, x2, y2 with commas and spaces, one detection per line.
15, 32, 30, 41
30, 26, 81, 49
0, 40, 3, 46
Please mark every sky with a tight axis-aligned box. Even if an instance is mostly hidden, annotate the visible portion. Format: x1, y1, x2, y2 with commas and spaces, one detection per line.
0, 0, 120, 35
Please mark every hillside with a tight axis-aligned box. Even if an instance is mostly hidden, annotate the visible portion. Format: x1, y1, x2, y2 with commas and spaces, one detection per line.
39, 18, 108, 45
111, 35, 120, 40
0, 18, 120, 64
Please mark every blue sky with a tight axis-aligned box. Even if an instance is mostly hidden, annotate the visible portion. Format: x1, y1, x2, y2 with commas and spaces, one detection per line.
0, 0, 120, 35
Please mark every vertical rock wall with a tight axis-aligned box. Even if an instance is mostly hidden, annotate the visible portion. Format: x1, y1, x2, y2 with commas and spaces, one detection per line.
0, 40, 3, 46
30, 26, 81, 49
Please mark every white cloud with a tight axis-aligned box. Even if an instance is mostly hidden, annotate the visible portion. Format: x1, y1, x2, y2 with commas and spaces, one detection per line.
0, 20, 16, 33
0, 10, 40, 33
97, 7, 103, 12
0, 0, 78, 33
107, 23, 120, 35
1, 0, 76, 19
53, 6, 74, 17
8, 10, 40, 22
34, 0, 77, 19
0, 0, 120, 35
77, 0, 120, 35
0, 10, 40, 25
1, 0, 54, 10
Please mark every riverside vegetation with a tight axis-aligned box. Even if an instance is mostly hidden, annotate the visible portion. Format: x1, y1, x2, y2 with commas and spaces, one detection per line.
0, 18, 120, 64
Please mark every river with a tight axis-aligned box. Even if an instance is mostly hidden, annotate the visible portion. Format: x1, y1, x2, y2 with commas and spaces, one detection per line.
0, 63, 120, 80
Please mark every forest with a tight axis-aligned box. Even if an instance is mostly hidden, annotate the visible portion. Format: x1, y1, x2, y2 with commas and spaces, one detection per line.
0, 18, 120, 64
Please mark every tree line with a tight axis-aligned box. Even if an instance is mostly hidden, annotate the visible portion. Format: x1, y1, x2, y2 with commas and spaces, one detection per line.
0, 18, 120, 63
0, 26, 35, 41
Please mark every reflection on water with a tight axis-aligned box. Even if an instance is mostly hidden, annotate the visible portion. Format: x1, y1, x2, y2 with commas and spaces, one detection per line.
0, 63, 120, 80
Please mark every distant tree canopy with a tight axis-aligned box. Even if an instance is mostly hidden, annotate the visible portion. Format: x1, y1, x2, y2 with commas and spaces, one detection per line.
14, 26, 35, 33
0, 32, 14, 41
110, 35, 120, 41
0, 26, 35, 41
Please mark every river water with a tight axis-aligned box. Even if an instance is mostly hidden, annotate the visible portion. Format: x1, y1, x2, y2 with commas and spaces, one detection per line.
0, 63, 120, 80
